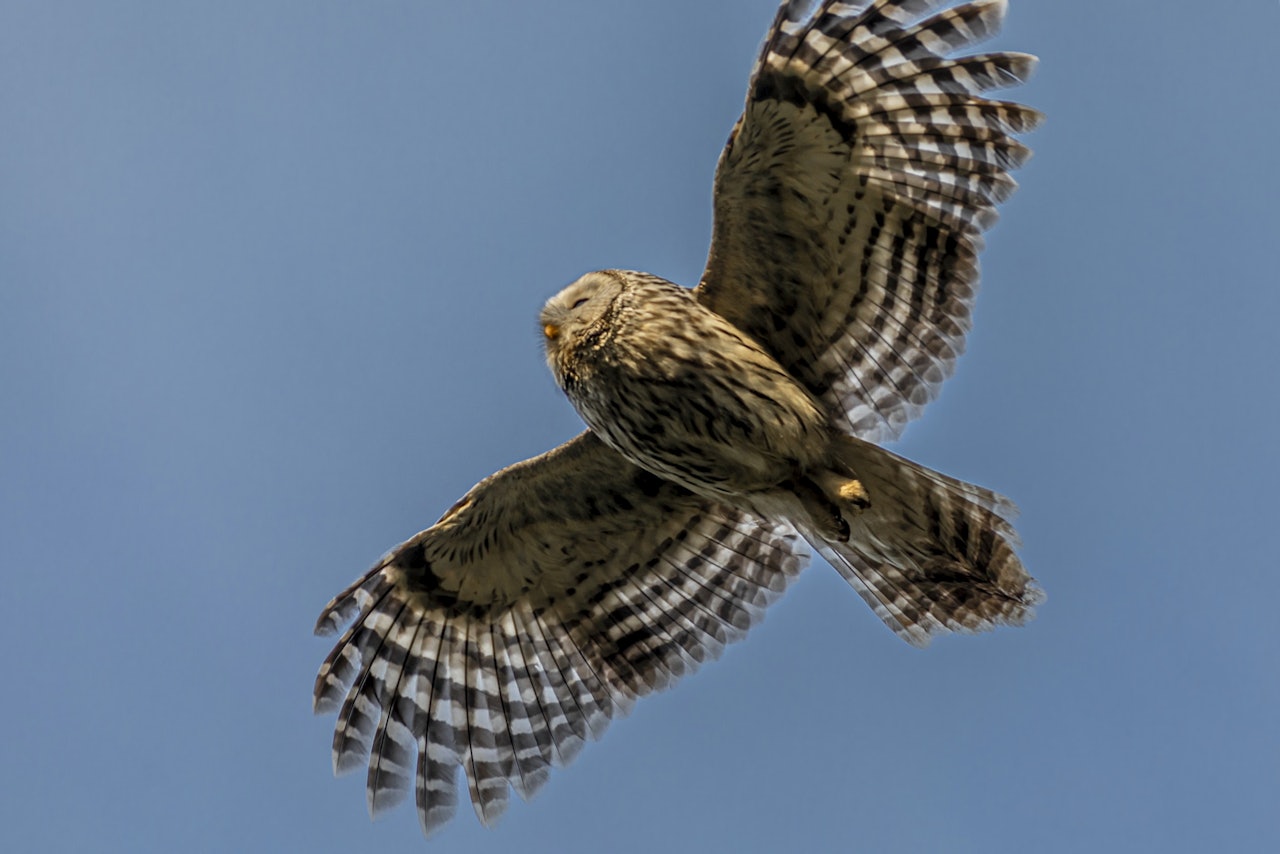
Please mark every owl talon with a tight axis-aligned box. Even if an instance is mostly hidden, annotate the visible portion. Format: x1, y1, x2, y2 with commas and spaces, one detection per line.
790, 476, 853, 542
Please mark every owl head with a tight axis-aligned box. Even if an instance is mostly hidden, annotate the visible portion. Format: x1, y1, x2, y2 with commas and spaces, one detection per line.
540, 270, 626, 363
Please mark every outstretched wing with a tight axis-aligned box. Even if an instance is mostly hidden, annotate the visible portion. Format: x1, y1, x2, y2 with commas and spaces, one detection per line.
696, 0, 1041, 443
313, 432, 806, 836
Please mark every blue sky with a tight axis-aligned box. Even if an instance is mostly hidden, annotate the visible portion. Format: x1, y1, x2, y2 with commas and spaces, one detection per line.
3, 0, 1277, 850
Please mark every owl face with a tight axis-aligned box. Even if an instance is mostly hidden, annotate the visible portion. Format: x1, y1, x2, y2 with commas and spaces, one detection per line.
540, 270, 625, 357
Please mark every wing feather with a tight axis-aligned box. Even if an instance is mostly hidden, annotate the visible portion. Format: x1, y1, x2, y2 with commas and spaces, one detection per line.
313, 432, 807, 834
697, 0, 1040, 442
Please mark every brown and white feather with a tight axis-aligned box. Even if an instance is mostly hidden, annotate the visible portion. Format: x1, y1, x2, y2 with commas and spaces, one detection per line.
697, 0, 1042, 443
314, 433, 806, 835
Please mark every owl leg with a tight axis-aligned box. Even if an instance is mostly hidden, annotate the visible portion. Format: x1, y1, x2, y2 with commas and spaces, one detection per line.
787, 475, 853, 543
812, 468, 871, 515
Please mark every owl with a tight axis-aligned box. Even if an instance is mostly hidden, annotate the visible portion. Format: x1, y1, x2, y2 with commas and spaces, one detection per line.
314, 0, 1044, 838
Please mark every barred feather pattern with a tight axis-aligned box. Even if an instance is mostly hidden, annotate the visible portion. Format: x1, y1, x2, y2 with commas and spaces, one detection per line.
314, 433, 806, 836
697, 0, 1042, 443
813, 435, 1043, 647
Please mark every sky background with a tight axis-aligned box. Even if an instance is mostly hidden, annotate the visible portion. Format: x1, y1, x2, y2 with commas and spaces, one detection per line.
3, 0, 1278, 851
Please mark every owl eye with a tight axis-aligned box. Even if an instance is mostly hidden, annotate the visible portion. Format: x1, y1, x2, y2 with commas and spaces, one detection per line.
571, 297, 590, 310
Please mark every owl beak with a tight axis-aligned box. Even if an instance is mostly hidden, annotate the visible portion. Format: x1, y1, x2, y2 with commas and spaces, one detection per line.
543, 323, 560, 340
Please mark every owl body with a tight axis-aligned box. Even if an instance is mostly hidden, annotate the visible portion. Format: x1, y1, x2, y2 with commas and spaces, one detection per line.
544, 270, 832, 500
316, 1, 1045, 838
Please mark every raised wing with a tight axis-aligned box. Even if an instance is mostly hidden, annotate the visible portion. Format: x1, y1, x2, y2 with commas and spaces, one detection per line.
696, 0, 1041, 443
313, 432, 807, 836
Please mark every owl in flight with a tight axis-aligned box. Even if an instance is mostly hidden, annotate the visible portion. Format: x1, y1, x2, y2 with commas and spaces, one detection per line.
315, 0, 1044, 838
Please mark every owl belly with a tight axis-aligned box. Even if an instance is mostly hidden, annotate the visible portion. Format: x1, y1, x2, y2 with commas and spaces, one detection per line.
567, 330, 830, 500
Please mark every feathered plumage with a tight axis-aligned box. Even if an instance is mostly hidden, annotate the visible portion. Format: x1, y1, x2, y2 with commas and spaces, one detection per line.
315, 0, 1043, 837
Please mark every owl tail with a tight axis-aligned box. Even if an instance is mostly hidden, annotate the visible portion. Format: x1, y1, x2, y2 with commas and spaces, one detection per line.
800, 436, 1045, 647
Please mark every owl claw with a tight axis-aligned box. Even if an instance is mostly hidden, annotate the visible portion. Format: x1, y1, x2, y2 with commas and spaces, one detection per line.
831, 513, 851, 543
788, 473, 860, 540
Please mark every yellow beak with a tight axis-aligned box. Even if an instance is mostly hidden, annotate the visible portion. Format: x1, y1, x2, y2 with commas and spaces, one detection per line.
543, 323, 560, 340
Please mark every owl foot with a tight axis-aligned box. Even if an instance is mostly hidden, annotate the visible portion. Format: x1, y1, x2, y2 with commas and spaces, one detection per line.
790, 476, 852, 543
836, 478, 871, 511
812, 468, 871, 516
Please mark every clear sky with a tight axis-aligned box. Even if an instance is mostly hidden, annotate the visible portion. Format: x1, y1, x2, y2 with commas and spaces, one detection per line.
3, 1, 1277, 851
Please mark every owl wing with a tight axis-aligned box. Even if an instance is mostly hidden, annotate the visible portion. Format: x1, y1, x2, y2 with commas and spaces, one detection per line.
313, 431, 807, 836
695, 0, 1041, 443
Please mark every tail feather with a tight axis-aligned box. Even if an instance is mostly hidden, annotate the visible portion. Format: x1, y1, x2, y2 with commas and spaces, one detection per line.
807, 435, 1043, 646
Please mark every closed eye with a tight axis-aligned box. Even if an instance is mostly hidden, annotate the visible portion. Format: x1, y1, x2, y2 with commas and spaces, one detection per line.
571, 297, 589, 310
